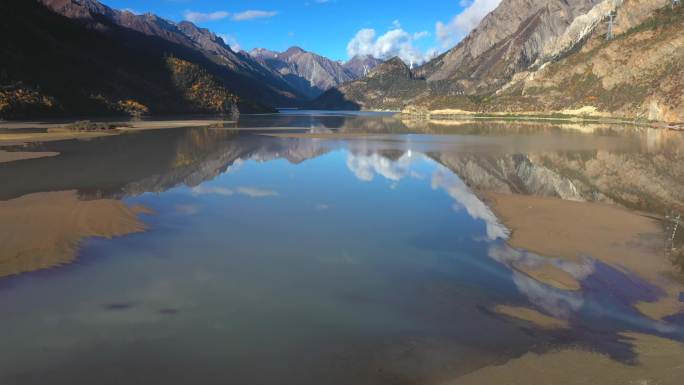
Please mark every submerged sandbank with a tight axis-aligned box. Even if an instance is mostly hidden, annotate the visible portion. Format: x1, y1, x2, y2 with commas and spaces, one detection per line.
448, 332, 684, 385
0, 150, 59, 163
485, 192, 683, 320
0, 190, 150, 278
494, 305, 569, 330
0, 119, 237, 145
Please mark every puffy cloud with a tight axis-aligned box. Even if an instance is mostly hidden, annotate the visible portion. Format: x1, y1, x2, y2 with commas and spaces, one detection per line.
346, 152, 415, 182
218, 34, 241, 51
232, 10, 278, 21
183, 10, 230, 23
346, 27, 438, 65
236, 187, 279, 198
436, 0, 501, 48
191, 185, 234, 197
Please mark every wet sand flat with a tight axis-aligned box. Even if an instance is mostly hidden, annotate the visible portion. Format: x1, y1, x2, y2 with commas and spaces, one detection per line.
485, 192, 684, 320
0, 120, 237, 145
0, 131, 117, 145
448, 332, 684, 385
494, 305, 569, 330
0, 150, 59, 163
0, 191, 149, 278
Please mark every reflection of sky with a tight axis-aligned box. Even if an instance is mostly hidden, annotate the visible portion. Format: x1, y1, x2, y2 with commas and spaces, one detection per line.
488, 245, 587, 318
345, 149, 509, 240
346, 152, 416, 182
431, 166, 509, 240
487, 244, 683, 336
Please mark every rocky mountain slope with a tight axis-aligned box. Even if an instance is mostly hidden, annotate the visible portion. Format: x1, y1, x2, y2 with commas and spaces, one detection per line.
488, 0, 683, 122
250, 47, 382, 99
0, 0, 272, 118
311, 58, 427, 110
343, 55, 384, 78
38, 0, 305, 109
315, 0, 604, 109
317, 0, 683, 123
409, 0, 682, 123
417, 0, 603, 92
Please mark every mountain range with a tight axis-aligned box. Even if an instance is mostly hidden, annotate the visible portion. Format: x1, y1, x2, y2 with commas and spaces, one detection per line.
0, 0, 380, 119
316, 0, 683, 123
250, 47, 382, 99
1, 0, 681, 123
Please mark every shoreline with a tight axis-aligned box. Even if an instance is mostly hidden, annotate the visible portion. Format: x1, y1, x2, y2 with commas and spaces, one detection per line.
399, 105, 684, 130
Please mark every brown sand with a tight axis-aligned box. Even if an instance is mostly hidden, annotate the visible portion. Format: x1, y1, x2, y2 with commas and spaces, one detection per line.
0, 131, 117, 145
0, 150, 59, 163
494, 305, 569, 330
511, 260, 581, 291
0, 191, 150, 278
448, 332, 684, 385
0, 120, 238, 145
485, 192, 684, 320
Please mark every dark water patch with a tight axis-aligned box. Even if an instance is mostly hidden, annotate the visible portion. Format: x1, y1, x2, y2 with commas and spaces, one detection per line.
104, 302, 136, 311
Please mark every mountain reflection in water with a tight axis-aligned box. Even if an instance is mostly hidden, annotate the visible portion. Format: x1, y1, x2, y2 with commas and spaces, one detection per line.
0, 113, 683, 385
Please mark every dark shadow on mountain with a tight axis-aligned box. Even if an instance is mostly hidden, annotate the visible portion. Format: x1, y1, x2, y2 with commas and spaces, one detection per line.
283, 74, 326, 100
0, 0, 304, 119
308, 88, 362, 111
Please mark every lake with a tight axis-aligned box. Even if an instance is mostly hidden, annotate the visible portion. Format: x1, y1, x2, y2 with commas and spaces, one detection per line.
0, 112, 683, 385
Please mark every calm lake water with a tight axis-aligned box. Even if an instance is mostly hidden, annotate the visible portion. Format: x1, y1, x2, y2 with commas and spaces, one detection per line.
1, 112, 683, 384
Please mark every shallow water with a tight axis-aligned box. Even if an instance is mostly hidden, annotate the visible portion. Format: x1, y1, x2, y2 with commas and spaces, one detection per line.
1, 112, 683, 384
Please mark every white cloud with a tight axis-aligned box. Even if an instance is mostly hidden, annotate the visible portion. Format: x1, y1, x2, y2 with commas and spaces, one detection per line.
346, 152, 414, 182
431, 167, 509, 240
236, 187, 279, 198
346, 27, 438, 65
175, 204, 200, 215
191, 185, 234, 196
436, 0, 501, 48
183, 10, 230, 23
218, 34, 241, 51
232, 10, 278, 21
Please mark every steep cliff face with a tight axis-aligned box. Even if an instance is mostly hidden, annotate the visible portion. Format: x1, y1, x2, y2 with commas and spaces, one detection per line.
492, 1, 683, 122
417, 0, 602, 92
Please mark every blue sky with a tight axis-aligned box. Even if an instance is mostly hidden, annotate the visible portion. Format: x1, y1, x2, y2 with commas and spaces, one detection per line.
101, 0, 500, 63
